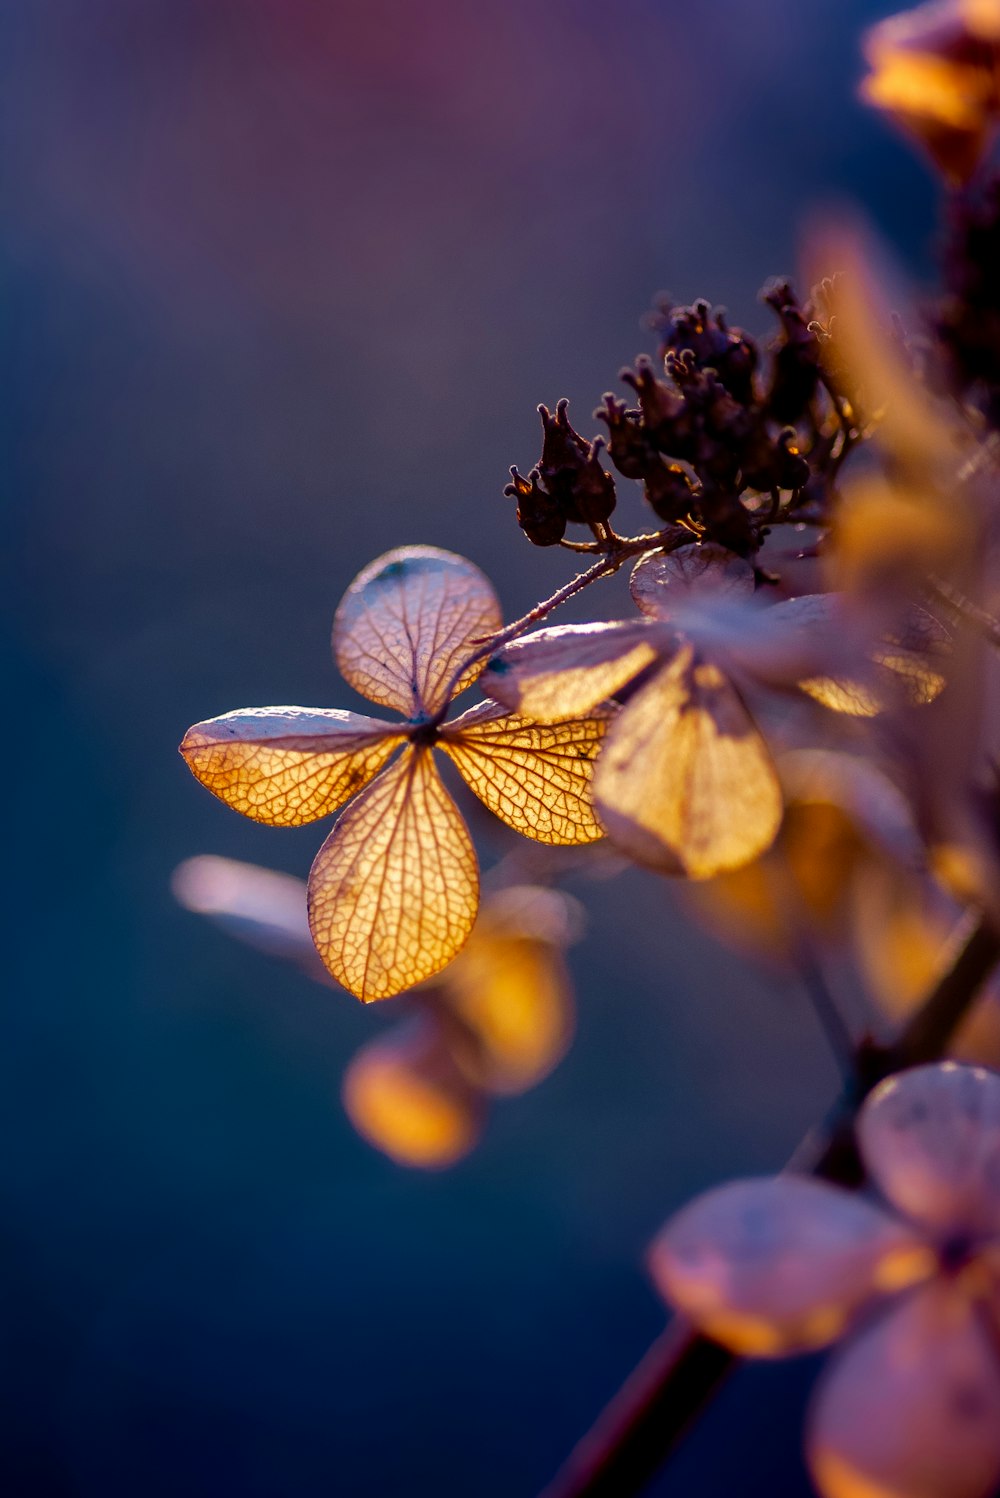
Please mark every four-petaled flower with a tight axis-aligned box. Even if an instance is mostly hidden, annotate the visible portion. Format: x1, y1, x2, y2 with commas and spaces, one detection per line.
181, 546, 606, 1001
650, 1062, 1000, 1498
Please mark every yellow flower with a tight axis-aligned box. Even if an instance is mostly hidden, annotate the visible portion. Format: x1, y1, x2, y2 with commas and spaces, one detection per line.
180, 546, 606, 1001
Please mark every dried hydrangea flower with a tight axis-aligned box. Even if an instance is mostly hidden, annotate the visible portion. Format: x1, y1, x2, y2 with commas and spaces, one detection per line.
174, 854, 578, 1167
650, 1062, 1000, 1498
180, 546, 606, 1001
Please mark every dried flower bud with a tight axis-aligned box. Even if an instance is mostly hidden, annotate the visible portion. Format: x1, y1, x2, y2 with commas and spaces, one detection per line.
642, 461, 698, 522
621, 357, 695, 459
595, 393, 655, 479
505, 465, 566, 546
765, 291, 823, 425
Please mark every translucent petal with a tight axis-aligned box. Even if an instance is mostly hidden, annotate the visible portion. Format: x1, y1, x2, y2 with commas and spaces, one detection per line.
442, 888, 575, 1095
649, 1176, 933, 1357
440, 702, 608, 845
342, 1024, 483, 1168
179, 708, 402, 826
593, 648, 783, 879
333, 546, 502, 717
808, 1283, 1000, 1498
172, 855, 326, 978
630, 543, 755, 620
479, 620, 662, 722
859, 1063, 1000, 1239
308, 747, 479, 1002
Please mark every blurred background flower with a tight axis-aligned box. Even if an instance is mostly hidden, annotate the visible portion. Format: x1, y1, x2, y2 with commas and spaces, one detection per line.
2, 2, 943, 1494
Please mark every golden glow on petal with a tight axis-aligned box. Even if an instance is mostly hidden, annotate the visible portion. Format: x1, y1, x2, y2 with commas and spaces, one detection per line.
480, 621, 661, 722
342, 1029, 481, 1168
807, 1283, 1000, 1498
179, 708, 402, 826
308, 748, 479, 1002
333, 546, 502, 717
440, 703, 608, 845
649, 1175, 931, 1357
443, 894, 575, 1095
594, 648, 783, 879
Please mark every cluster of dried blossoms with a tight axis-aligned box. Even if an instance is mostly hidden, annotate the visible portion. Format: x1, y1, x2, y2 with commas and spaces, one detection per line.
178, 0, 1000, 1493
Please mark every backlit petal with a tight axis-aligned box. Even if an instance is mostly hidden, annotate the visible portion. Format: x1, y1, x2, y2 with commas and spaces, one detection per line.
179, 708, 402, 826
308, 747, 479, 1002
480, 620, 662, 722
439, 702, 608, 845
649, 1176, 932, 1356
593, 647, 783, 878
342, 1023, 483, 1167
859, 1063, 1000, 1239
333, 546, 502, 717
808, 1282, 1000, 1498
630, 543, 755, 620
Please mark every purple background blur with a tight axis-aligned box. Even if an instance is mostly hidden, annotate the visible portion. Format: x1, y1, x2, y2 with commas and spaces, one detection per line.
4, 2, 933, 1494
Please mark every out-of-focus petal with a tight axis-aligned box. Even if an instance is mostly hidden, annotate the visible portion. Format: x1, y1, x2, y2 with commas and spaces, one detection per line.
308, 748, 478, 1002
443, 905, 575, 1096
480, 620, 662, 722
342, 1024, 483, 1168
850, 861, 959, 1018
172, 855, 326, 978
593, 646, 783, 878
807, 1280, 1000, 1498
179, 708, 402, 826
332, 546, 502, 717
629, 543, 755, 620
859, 1063, 1000, 1239
439, 702, 607, 845
649, 1176, 933, 1356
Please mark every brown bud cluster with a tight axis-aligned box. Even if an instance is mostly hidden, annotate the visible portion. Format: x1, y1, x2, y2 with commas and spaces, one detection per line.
506, 285, 848, 556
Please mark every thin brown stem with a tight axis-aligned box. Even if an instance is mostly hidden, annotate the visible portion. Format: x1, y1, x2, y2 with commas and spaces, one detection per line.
539, 913, 1000, 1498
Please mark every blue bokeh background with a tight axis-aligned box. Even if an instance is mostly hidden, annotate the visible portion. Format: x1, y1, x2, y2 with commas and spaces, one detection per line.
3, 2, 934, 1493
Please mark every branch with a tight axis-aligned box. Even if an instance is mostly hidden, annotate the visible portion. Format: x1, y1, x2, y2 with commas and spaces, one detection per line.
539, 913, 1000, 1498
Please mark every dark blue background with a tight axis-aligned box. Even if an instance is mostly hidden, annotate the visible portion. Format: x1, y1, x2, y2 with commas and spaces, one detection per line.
3, 2, 933, 1493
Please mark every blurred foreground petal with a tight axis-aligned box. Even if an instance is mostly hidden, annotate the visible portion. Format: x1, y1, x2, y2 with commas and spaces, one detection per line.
808, 1281, 1000, 1498
171, 855, 324, 976
594, 646, 782, 878
649, 1176, 932, 1356
481, 620, 660, 721
342, 1025, 483, 1168
308, 748, 478, 1002
859, 1063, 1000, 1239
332, 546, 502, 717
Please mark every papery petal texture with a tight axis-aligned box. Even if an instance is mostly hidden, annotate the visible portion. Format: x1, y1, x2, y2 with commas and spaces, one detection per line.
593, 647, 783, 878
807, 1281, 1000, 1498
308, 747, 478, 1002
629, 543, 755, 620
440, 702, 608, 844
333, 546, 502, 717
859, 1063, 1000, 1240
649, 1175, 933, 1356
179, 708, 402, 826
480, 620, 661, 722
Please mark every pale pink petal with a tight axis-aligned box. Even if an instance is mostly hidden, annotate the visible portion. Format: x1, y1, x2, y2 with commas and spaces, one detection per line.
859, 1063, 1000, 1239
629, 543, 755, 620
171, 855, 326, 979
808, 1281, 1000, 1498
648, 1176, 932, 1356
333, 546, 502, 717
479, 620, 663, 722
